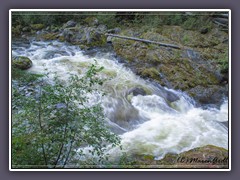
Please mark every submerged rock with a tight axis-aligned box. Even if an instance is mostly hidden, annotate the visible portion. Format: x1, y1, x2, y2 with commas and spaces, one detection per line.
128, 87, 147, 96
12, 56, 32, 70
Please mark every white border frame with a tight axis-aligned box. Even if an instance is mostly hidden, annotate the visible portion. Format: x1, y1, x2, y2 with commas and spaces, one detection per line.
9, 9, 231, 171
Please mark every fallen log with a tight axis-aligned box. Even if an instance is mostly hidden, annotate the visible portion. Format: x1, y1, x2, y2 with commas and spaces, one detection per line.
213, 20, 228, 28
213, 18, 228, 25
105, 33, 182, 49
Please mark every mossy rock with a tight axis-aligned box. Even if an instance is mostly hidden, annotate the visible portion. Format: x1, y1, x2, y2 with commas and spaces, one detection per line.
12, 25, 22, 37
39, 33, 59, 41
140, 67, 160, 79
119, 145, 228, 168
84, 17, 99, 27
30, 24, 45, 31
12, 56, 32, 70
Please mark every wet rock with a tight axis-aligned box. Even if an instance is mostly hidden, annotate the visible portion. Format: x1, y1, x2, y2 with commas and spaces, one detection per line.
12, 56, 32, 70
12, 38, 31, 49
187, 85, 228, 106
43, 50, 69, 59
128, 87, 147, 96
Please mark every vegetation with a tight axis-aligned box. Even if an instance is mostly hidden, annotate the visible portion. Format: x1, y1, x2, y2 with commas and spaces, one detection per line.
12, 64, 121, 168
12, 11, 215, 31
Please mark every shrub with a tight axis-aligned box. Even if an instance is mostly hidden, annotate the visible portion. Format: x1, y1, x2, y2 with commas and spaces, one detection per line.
12, 64, 121, 168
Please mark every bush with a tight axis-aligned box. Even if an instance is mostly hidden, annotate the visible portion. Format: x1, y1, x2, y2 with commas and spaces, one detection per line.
12, 64, 121, 168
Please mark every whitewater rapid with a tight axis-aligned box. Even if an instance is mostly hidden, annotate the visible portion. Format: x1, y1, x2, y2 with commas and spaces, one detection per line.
12, 40, 228, 160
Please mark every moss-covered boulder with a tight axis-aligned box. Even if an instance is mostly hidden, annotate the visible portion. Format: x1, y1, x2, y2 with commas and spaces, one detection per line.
37, 32, 59, 41
63, 26, 107, 48
12, 56, 32, 70
30, 24, 45, 31
12, 25, 22, 37
84, 17, 99, 27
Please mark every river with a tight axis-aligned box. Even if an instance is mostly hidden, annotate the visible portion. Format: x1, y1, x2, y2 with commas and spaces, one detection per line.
12, 39, 228, 161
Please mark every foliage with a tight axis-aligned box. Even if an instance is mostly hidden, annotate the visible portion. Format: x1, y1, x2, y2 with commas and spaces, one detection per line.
218, 50, 229, 73
96, 12, 118, 29
12, 64, 121, 168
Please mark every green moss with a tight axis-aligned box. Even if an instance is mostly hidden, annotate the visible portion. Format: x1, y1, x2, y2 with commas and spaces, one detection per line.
40, 33, 58, 40
12, 25, 21, 37
12, 56, 32, 70
58, 35, 65, 42
31, 24, 45, 30
141, 67, 159, 79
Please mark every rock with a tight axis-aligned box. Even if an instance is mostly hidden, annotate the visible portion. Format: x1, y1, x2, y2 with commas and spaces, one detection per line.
84, 17, 99, 27
43, 50, 69, 59
12, 25, 22, 37
107, 36, 113, 43
12, 56, 32, 70
107, 27, 121, 34
97, 24, 107, 33
12, 38, 31, 49
37, 33, 59, 41
187, 85, 228, 106
124, 145, 228, 168
63, 20, 77, 28
128, 87, 147, 96
30, 24, 45, 31
63, 26, 107, 47
200, 28, 209, 34
158, 145, 228, 168
22, 26, 31, 32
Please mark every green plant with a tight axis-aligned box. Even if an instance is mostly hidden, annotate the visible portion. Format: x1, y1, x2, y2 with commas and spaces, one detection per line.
12, 64, 121, 168
218, 50, 229, 73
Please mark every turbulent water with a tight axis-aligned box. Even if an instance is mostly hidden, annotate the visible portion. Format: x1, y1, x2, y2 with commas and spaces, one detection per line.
12, 39, 228, 160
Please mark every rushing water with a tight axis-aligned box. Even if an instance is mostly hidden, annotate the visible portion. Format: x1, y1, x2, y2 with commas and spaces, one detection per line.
12, 39, 228, 160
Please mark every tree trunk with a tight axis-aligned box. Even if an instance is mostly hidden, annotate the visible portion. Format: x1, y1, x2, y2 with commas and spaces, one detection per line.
106, 33, 182, 50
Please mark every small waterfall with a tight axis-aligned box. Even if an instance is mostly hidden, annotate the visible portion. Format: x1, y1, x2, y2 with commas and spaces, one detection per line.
12, 39, 228, 160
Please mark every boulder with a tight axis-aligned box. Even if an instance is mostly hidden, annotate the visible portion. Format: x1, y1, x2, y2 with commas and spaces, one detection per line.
97, 24, 107, 33
128, 87, 147, 96
107, 27, 121, 34
63, 20, 77, 28
84, 17, 99, 27
22, 26, 31, 32
63, 26, 107, 47
30, 24, 45, 31
187, 85, 228, 106
200, 27, 209, 34
122, 145, 228, 168
12, 56, 32, 70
